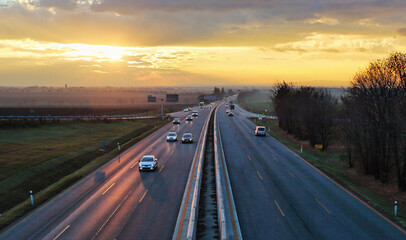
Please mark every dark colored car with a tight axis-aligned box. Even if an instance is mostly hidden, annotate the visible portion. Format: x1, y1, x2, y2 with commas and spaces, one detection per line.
182, 133, 194, 143
173, 118, 180, 124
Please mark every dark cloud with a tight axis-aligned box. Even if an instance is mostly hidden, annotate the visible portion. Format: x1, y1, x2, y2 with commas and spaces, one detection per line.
33, 0, 78, 10
397, 28, 406, 36
89, 0, 307, 14
1, 0, 405, 48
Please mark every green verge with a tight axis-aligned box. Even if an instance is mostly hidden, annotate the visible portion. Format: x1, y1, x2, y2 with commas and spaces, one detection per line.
251, 118, 406, 228
0, 119, 168, 230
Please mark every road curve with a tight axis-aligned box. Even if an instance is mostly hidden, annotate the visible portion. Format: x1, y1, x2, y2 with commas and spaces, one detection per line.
0, 107, 211, 240
218, 104, 406, 240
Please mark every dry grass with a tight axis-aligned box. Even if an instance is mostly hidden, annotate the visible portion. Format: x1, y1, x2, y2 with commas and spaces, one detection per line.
0, 119, 167, 230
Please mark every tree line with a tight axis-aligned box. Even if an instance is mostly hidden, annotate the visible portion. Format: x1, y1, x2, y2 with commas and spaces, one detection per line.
271, 84, 336, 151
272, 52, 406, 190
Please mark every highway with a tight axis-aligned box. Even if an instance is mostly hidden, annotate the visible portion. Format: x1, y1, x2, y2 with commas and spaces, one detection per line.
217, 104, 406, 239
0, 107, 211, 240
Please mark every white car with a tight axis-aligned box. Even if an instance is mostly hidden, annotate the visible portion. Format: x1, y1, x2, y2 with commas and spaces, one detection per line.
255, 126, 266, 136
167, 132, 177, 142
192, 111, 199, 117
184, 108, 188, 112
139, 155, 158, 171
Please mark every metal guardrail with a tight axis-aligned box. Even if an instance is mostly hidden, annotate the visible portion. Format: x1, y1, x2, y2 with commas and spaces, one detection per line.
0, 115, 159, 120
214, 105, 243, 240
172, 107, 215, 240
213, 107, 227, 239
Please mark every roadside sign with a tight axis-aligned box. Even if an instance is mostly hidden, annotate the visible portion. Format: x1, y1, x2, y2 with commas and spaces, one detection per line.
258, 115, 263, 120
315, 144, 323, 150
166, 94, 179, 102
148, 95, 156, 102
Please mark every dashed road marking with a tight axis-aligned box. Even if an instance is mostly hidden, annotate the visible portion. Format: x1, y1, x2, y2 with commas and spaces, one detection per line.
102, 183, 115, 195
257, 171, 263, 180
274, 200, 285, 217
53, 225, 70, 240
139, 190, 148, 203
316, 198, 331, 215
286, 169, 295, 178
131, 161, 138, 169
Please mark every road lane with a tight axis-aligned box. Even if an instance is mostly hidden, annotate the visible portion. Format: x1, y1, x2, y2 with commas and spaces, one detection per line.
0, 107, 211, 240
218, 104, 406, 239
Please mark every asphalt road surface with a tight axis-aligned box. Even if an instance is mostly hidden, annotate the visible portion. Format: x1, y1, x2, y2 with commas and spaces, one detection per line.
218, 104, 406, 240
0, 107, 211, 240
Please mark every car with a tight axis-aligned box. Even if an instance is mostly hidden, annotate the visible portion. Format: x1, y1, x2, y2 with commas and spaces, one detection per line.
186, 115, 193, 121
192, 111, 199, 117
255, 126, 266, 136
182, 133, 194, 143
184, 108, 188, 112
225, 105, 228, 109
228, 112, 233, 117
226, 109, 230, 114
173, 118, 180, 124
188, 107, 192, 111
167, 132, 177, 142
139, 155, 158, 171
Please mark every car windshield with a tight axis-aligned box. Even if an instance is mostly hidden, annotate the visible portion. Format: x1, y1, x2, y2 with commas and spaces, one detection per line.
168, 133, 176, 136
258, 127, 265, 131
174, 118, 179, 121
184, 134, 192, 138
141, 156, 154, 162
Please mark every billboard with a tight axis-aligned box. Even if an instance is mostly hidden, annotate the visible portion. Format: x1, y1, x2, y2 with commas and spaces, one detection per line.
166, 94, 179, 102
147, 95, 156, 102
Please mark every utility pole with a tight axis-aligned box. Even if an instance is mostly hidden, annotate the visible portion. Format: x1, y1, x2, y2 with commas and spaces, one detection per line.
161, 99, 164, 119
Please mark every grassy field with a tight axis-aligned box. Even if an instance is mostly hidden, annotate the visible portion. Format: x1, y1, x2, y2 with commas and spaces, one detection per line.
251, 118, 406, 228
0, 119, 167, 229
238, 90, 274, 114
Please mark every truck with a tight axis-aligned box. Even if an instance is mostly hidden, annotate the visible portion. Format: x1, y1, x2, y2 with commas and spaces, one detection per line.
199, 102, 204, 109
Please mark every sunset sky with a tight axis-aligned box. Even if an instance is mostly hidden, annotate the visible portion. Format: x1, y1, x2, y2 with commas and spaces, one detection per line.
0, 0, 406, 87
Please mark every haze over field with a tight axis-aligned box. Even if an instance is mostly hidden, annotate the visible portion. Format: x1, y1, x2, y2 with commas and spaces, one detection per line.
0, 0, 406, 87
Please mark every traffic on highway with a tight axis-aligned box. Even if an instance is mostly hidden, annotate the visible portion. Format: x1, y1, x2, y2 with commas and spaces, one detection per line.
1, 101, 405, 240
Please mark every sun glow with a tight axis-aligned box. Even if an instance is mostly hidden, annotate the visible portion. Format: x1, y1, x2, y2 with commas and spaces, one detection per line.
67, 44, 125, 61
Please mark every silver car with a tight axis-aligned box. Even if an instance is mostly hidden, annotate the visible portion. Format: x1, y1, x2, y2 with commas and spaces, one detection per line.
167, 132, 177, 142
139, 155, 158, 171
